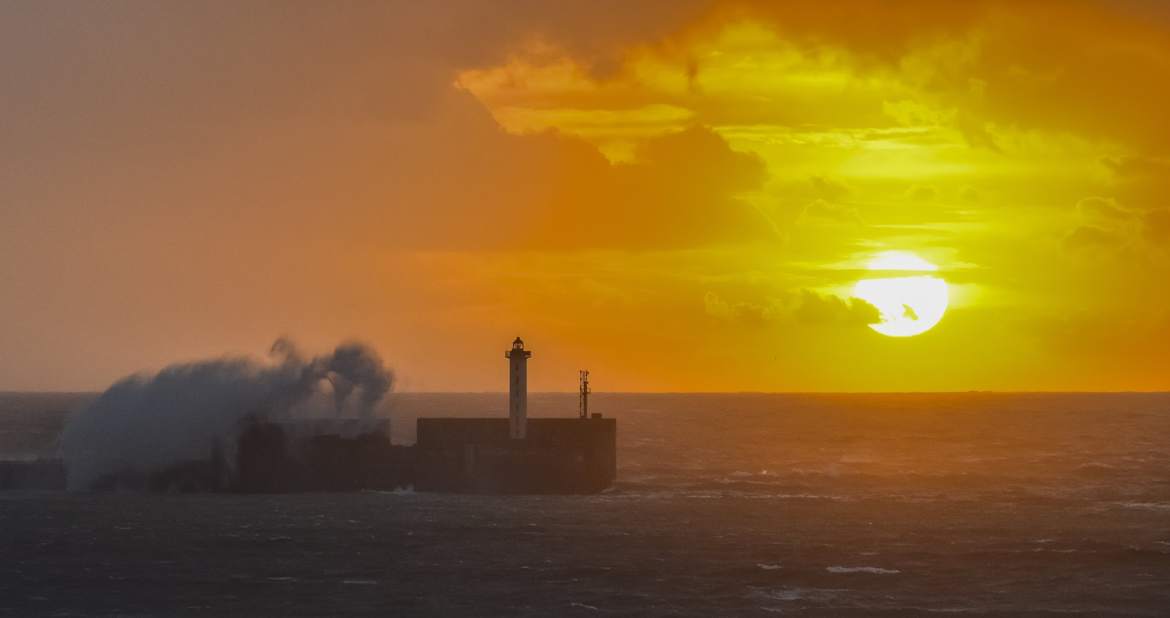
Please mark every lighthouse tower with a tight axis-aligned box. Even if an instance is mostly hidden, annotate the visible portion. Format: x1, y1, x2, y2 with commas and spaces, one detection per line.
505, 337, 532, 439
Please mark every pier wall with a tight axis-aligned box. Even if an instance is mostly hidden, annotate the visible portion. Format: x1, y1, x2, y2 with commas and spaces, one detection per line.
414, 417, 616, 494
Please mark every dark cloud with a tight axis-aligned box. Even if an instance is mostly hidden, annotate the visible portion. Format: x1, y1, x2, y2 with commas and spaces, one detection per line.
811, 176, 851, 202
954, 115, 1002, 152
703, 292, 778, 327
1077, 197, 1131, 220
793, 290, 880, 326
905, 184, 939, 202
732, 1, 1170, 158
704, 289, 878, 328
802, 176, 862, 224
803, 198, 863, 224
958, 186, 982, 203
1, 1, 738, 253
393, 116, 773, 250
1101, 155, 1170, 178
1065, 225, 1123, 251
1069, 197, 1168, 253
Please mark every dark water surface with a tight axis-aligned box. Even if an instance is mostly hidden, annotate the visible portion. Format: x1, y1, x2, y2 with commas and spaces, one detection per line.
3, 392, 1170, 616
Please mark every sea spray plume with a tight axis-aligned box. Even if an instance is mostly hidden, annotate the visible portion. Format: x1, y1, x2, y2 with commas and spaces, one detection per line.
325, 342, 392, 415
266, 338, 391, 417
60, 340, 393, 490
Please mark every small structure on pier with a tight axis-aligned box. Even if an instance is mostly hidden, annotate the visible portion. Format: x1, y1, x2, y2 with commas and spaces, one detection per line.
506, 337, 532, 439
414, 337, 616, 494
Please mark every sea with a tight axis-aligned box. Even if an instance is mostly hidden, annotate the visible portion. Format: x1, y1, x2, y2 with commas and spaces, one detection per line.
2, 392, 1170, 616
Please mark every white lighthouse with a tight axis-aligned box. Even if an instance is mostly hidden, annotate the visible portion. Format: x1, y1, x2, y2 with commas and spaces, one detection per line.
505, 337, 532, 439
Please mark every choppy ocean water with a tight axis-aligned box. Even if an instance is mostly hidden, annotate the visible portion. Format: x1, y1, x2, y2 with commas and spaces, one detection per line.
3, 392, 1170, 616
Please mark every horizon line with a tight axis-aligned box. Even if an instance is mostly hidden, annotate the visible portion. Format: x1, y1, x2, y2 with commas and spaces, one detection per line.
4, 389, 1170, 396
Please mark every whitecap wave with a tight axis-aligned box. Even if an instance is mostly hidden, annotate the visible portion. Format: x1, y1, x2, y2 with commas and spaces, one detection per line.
748, 586, 844, 602
1116, 501, 1170, 511
826, 565, 900, 575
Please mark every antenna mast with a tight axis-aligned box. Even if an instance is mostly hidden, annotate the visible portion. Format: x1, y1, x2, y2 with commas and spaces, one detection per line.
578, 370, 590, 419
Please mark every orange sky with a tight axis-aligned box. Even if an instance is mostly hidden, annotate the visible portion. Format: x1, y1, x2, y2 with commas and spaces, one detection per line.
2, 1, 1169, 392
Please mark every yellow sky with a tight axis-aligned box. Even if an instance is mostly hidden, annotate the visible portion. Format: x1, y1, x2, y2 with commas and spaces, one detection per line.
2, 1, 1168, 391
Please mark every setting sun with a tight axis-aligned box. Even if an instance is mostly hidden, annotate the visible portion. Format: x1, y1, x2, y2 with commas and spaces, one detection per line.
852, 252, 949, 337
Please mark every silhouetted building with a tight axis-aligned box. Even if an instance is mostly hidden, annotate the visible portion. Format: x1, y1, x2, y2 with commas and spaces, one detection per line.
232, 418, 411, 493
414, 338, 617, 494
506, 337, 531, 439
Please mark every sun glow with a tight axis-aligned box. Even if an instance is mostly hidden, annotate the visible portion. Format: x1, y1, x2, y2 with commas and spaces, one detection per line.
852, 252, 949, 337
